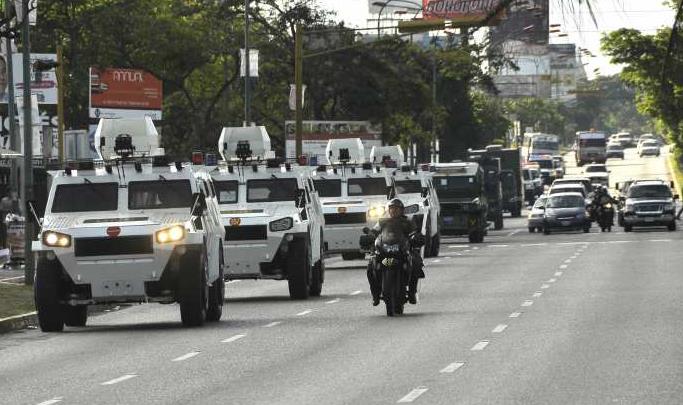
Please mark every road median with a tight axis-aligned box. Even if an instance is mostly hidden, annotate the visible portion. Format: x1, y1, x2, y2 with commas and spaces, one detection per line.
0, 283, 37, 333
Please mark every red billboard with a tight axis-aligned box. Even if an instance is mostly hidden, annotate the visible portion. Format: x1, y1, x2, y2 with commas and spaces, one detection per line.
89, 68, 163, 119
422, 0, 504, 24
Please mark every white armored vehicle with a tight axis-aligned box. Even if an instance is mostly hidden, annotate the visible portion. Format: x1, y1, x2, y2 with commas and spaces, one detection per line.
371, 145, 441, 257
312, 138, 394, 260
32, 117, 226, 331
210, 126, 325, 299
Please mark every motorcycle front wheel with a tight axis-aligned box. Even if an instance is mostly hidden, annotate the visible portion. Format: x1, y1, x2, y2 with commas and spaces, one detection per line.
382, 267, 402, 317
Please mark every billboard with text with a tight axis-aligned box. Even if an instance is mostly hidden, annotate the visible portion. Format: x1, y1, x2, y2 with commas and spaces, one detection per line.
422, 0, 504, 24
89, 67, 163, 119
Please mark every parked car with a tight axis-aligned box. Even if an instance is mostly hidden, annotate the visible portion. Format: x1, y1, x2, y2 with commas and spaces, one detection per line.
527, 195, 548, 233
606, 144, 625, 160
542, 192, 591, 234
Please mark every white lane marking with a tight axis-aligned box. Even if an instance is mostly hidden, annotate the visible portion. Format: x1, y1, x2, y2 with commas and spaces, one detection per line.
36, 398, 63, 405
296, 309, 313, 316
463, 250, 471, 253
554, 272, 563, 276
521, 300, 534, 307
431, 259, 442, 263
397, 387, 429, 403
440, 362, 465, 373
171, 351, 200, 362
472, 247, 480, 250
557, 242, 586, 246
349, 290, 362, 296
489, 244, 509, 248
471, 340, 490, 351
221, 334, 246, 343
507, 230, 521, 237
559, 264, 568, 269
326, 298, 341, 304
448, 245, 470, 248
650, 239, 672, 242
564, 259, 572, 264
100, 374, 138, 385
492, 324, 508, 333
226, 280, 241, 284
0, 275, 24, 282
548, 278, 557, 283
540, 284, 550, 289
263, 321, 282, 328
532, 291, 543, 298
522, 243, 548, 247
509, 312, 521, 318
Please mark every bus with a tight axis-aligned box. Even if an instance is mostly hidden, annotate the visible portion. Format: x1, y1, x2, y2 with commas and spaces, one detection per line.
524, 133, 560, 159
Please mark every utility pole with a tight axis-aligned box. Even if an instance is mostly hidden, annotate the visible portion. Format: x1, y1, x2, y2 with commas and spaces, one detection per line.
5, 0, 18, 189
243, 0, 250, 126
294, 24, 303, 158
20, 0, 34, 285
56, 43, 64, 161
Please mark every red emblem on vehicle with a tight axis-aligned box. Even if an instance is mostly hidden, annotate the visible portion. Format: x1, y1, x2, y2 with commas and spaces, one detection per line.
106, 226, 121, 237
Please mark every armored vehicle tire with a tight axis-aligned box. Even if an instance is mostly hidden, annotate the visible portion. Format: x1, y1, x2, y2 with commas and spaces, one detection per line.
429, 233, 441, 257
468, 231, 485, 243
341, 252, 365, 261
179, 248, 208, 327
668, 222, 676, 231
424, 221, 433, 257
206, 247, 225, 322
624, 224, 633, 232
494, 214, 504, 230
63, 305, 88, 327
34, 258, 65, 332
288, 238, 311, 300
511, 206, 522, 218
528, 227, 535, 233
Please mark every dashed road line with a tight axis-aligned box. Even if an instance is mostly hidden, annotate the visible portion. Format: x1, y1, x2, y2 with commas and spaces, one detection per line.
263, 321, 282, 328
397, 387, 429, 403
559, 264, 568, 269
521, 300, 534, 307
650, 239, 672, 242
440, 362, 465, 373
326, 298, 341, 304
471, 340, 490, 351
509, 312, 521, 318
172, 352, 200, 362
349, 290, 362, 296
36, 398, 63, 405
221, 334, 246, 343
532, 291, 543, 298
448, 245, 470, 248
555, 272, 563, 276
492, 324, 508, 333
522, 243, 548, 247
540, 284, 550, 289
489, 244, 510, 248
548, 278, 557, 283
296, 309, 313, 316
564, 259, 572, 263
101, 374, 138, 385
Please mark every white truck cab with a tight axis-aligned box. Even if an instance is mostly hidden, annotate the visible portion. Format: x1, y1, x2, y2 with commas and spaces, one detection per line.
371, 146, 442, 257
32, 117, 226, 331
313, 138, 393, 260
209, 126, 325, 300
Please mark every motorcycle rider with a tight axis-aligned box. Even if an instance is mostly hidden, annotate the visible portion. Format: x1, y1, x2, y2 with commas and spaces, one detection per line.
367, 198, 425, 306
590, 185, 616, 224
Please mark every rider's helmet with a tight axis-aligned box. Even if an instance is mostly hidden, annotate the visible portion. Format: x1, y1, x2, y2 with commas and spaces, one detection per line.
388, 198, 405, 218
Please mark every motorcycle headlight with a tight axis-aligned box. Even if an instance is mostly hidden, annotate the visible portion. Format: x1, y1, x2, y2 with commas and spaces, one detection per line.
605, 203, 612, 209
367, 205, 386, 219
42, 231, 71, 248
156, 225, 186, 244
269, 217, 294, 232
404, 204, 420, 215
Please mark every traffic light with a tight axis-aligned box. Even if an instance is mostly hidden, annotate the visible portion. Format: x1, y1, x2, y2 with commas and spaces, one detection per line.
398, 19, 447, 34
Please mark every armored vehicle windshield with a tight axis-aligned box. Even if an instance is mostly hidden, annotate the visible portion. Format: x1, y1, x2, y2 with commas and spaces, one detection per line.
434, 176, 480, 199
246, 178, 298, 202
395, 180, 422, 194
214, 180, 239, 204
52, 182, 119, 213
348, 177, 386, 196
313, 179, 342, 197
128, 180, 193, 209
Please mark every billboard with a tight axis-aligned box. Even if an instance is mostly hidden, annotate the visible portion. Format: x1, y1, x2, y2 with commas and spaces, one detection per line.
0, 53, 58, 105
284, 121, 382, 164
422, 0, 504, 24
89, 67, 163, 119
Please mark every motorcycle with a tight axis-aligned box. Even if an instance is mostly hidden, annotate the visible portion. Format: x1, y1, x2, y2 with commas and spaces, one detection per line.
595, 201, 615, 232
361, 227, 424, 317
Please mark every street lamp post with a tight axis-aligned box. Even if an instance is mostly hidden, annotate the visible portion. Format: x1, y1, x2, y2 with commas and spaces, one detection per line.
20, 0, 34, 285
244, 0, 251, 126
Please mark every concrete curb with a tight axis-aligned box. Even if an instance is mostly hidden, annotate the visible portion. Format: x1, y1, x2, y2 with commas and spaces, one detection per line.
0, 311, 37, 334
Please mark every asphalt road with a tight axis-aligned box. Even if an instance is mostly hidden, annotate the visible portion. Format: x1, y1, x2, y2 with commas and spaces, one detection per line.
1, 147, 681, 405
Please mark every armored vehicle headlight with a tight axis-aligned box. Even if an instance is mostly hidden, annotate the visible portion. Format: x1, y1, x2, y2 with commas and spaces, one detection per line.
270, 217, 294, 232
367, 205, 386, 219
404, 204, 420, 215
156, 225, 186, 244
42, 231, 71, 248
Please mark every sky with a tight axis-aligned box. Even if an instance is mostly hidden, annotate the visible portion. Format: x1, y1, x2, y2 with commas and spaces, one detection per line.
316, 0, 678, 79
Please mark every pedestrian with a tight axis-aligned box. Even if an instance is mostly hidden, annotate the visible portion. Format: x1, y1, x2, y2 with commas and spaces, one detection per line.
0, 192, 13, 249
